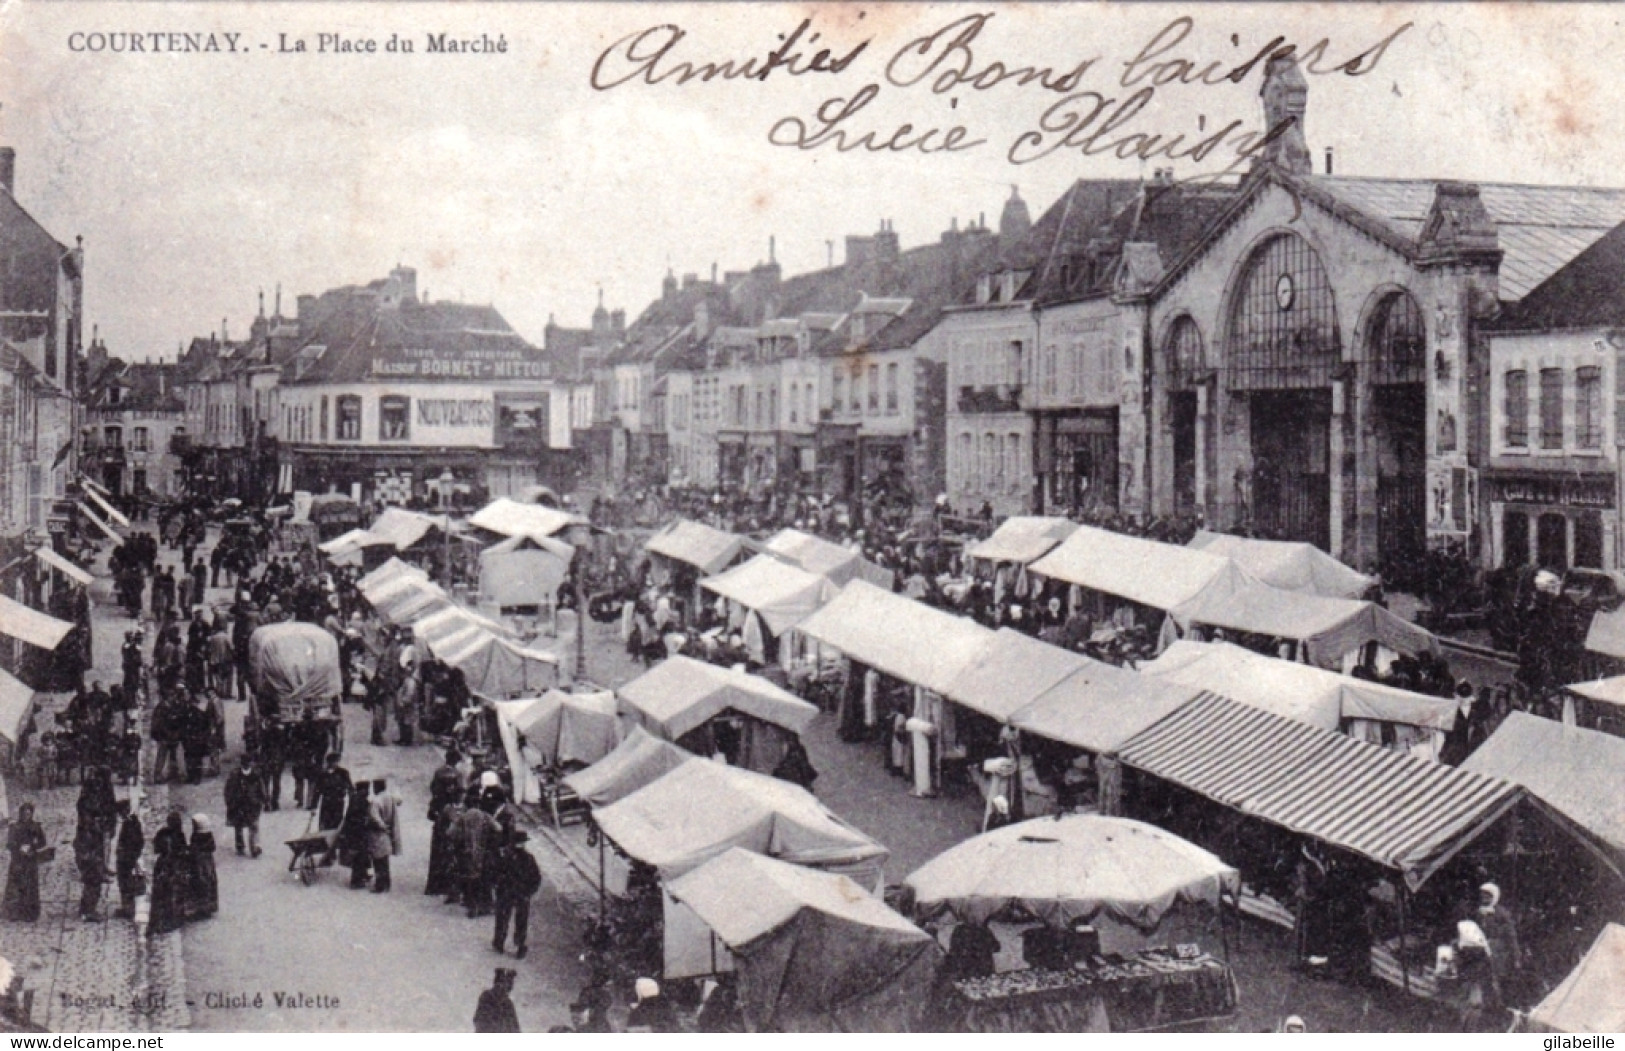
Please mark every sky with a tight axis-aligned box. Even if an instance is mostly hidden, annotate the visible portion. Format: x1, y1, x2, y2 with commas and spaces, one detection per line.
0, 2, 1622, 358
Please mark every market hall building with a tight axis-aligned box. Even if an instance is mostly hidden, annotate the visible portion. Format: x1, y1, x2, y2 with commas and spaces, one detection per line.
275, 267, 571, 504
1139, 58, 1625, 575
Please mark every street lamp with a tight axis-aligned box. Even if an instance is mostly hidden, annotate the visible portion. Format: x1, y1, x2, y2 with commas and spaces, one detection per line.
564, 519, 592, 684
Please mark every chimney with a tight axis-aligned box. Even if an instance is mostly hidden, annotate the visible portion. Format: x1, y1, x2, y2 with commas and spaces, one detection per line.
1325, 147, 1334, 175
683, 272, 699, 290
222, 318, 229, 343
845, 235, 873, 269
0, 147, 14, 195
769, 235, 776, 264
275, 283, 282, 317
711, 262, 718, 285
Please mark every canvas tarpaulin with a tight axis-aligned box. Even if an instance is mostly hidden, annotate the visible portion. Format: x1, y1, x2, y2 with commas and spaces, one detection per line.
1029, 525, 1248, 611
1567, 675, 1625, 712
1526, 923, 1625, 1033
1141, 641, 1458, 731
491, 699, 543, 805
1011, 666, 1207, 755
563, 726, 695, 807
666, 849, 942, 1032
478, 533, 574, 608
941, 627, 1094, 722
618, 656, 818, 741
0, 595, 73, 651
1584, 606, 1625, 659
1116, 693, 1522, 890
248, 623, 341, 710
508, 687, 620, 767
0, 669, 35, 745
357, 557, 427, 595
647, 519, 745, 576
904, 815, 1239, 932
366, 507, 448, 550
700, 554, 833, 636
796, 580, 996, 696
1461, 712, 1625, 872
411, 605, 511, 649
1187, 531, 1374, 599
372, 579, 452, 626
451, 636, 559, 698
965, 516, 1078, 566
762, 528, 894, 590
1169, 575, 1437, 667
592, 758, 887, 885
468, 497, 584, 540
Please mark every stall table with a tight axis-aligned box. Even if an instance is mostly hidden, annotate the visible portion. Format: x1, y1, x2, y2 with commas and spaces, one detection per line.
936, 948, 1236, 1032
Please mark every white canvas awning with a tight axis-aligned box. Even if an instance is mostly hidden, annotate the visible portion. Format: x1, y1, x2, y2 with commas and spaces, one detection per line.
478, 534, 573, 608
1029, 525, 1247, 611
647, 520, 745, 576
83, 485, 131, 527
0, 668, 36, 744
1140, 641, 1458, 731
701, 554, 834, 635
468, 497, 585, 540
0, 595, 73, 650
796, 580, 996, 696
77, 501, 123, 542
965, 517, 1079, 566
941, 627, 1094, 722
1527, 923, 1625, 1033
618, 656, 819, 740
1187, 530, 1374, 599
34, 547, 92, 586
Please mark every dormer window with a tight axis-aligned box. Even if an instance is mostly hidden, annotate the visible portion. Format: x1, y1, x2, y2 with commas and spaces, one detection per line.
1001, 272, 1019, 301
976, 275, 992, 304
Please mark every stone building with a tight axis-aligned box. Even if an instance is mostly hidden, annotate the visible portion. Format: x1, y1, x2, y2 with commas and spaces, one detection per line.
81, 336, 188, 501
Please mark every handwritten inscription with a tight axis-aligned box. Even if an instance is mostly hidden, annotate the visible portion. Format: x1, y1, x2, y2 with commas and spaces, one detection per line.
593, 12, 1413, 171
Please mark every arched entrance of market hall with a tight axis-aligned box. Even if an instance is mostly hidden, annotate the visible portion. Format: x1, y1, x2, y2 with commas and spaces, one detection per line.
1226, 233, 1340, 549
1363, 289, 1429, 576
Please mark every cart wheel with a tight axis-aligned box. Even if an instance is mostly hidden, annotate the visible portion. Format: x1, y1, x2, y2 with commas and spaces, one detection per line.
298, 860, 314, 885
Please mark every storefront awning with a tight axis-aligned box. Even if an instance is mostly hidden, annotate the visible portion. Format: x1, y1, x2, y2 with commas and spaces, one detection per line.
0, 668, 36, 744
34, 546, 93, 586
1584, 607, 1625, 660
77, 501, 123, 542
0, 595, 73, 651
82, 485, 131, 527
797, 580, 996, 696
1116, 692, 1522, 890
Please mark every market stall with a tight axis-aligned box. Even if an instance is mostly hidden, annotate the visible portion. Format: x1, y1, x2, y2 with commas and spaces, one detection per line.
617, 656, 817, 773
664, 848, 942, 1031
318, 527, 392, 568
477, 533, 573, 612
508, 687, 620, 768
467, 497, 585, 540
646, 519, 747, 585
563, 726, 695, 808
797, 580, 997, 797
761, 528, 894, 590
964, 516, 1078, 567
591, 757, 888, 886
1140, 641, 1457, 753
1525, 923, 1625, 1034
1186, 531, 1375, 599
699, 554, 835, 667
1028, 525, 1249, 614
357, 556, 427, 595
1560, 675, 1625, 737
1167, 575, 1438, 669
444, 634, 560, 698
1461, 713, 1625, 874
903, 815, 1239, 1032
366, 506, 452, 551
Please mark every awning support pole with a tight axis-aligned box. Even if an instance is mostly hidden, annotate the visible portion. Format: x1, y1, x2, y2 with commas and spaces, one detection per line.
597, 832, 607, 925
1398, 883, 1410, 995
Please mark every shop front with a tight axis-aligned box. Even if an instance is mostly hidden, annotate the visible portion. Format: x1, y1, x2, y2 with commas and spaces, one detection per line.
1485, 467, 1615, 570
1035, 410, 1118, 516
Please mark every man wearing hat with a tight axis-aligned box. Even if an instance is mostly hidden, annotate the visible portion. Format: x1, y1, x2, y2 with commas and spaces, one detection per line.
366, 778, 401, 893
491, 831, 542, 959
472, 967, 520, 1032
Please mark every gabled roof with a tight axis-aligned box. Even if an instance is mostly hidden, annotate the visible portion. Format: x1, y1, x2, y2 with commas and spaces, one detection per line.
1495, 219, 1625, 330
295, 296, 540, 384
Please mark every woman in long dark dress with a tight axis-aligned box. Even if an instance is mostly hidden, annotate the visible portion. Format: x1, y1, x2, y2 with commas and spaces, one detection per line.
187, 814, 218, 920
148, 811, 191, 936
336, 782, 372, 889
2, 802, 48, 921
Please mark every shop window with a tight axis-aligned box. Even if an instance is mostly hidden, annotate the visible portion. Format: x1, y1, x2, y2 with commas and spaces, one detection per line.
1537, 512, 1568, 570
1504, 370, 1528, 448
337, 396, 362, 440
379, 395, 410, 440
1575, 512, 1604, 569
1577, 367, 1603, 449
1540, 369, 1564, 449
1502, 509, 1529, 568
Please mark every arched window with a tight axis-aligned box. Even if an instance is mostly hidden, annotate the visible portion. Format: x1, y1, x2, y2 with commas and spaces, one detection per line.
1226, 234, 1340, 389
1163, 315, 1205, 390
1366, 290, 1426, 384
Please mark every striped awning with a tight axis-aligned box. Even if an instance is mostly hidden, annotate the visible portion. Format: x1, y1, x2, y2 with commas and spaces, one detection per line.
1116, 693, 1523, 890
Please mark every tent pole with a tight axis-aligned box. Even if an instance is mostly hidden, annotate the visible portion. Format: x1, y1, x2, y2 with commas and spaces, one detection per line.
597, 832, 607, 924
1398, 883, 1410, 995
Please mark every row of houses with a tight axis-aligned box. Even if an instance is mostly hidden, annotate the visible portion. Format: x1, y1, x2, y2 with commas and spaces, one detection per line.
139, 58, 1625, 579
0, 146, 85, 550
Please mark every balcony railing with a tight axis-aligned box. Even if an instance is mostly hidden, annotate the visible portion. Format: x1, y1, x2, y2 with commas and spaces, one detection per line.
957, 385, 1023, 414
